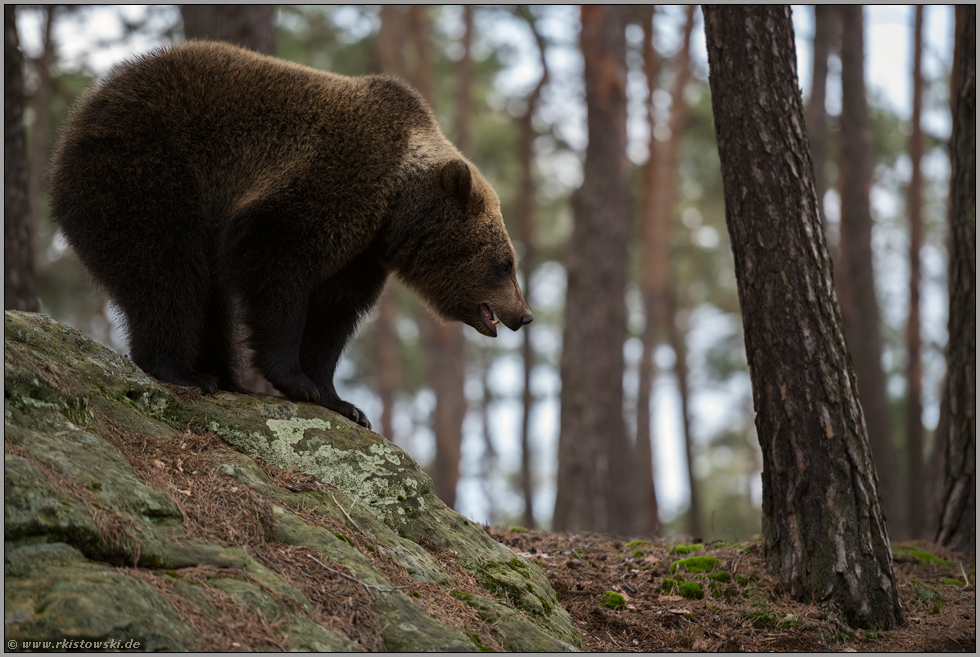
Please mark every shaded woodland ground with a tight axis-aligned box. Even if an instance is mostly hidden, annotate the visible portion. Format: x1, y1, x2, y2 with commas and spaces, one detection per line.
488, 527, 975, 652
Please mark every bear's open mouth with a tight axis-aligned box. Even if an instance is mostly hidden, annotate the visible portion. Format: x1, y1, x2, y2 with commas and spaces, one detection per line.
480, 303, 499, 337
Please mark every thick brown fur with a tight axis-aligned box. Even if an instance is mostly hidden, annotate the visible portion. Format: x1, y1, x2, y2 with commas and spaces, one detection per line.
50, 40, 531, 428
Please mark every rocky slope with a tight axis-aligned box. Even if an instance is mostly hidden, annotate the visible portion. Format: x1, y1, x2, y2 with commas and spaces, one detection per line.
3, 310, 583, 652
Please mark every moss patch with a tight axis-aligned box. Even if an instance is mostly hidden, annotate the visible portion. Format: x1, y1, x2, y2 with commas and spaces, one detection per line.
600, 591, 626, 610
670, 543, 703, 555
670, 556, 721, 574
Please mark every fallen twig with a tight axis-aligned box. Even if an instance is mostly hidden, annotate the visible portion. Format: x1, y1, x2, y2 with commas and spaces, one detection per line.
330, 492, 358, 527
306, 554, 409, 598
958, 561, 973, 590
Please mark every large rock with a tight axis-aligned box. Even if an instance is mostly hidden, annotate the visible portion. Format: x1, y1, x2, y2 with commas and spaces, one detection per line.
4, 311, 582, 652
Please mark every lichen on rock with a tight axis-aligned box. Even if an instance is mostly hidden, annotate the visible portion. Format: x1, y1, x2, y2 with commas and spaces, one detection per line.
4, 311, 582, 651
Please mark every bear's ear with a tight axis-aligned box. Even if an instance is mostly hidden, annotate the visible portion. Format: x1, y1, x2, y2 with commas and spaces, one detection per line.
438, 158, 472, 206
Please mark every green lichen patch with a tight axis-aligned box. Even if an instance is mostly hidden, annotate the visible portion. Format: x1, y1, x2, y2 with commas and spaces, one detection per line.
670, 556, 721, 574
4, 311, 584, 653
600, 591, 626, 610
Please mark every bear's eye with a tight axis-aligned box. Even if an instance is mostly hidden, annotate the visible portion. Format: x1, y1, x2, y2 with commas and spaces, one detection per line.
496, 259, 514, 279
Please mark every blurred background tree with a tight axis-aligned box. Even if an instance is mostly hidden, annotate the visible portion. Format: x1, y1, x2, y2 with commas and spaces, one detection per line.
6, 4, 966, 543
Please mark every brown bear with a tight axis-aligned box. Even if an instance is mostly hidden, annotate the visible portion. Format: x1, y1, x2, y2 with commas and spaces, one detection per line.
49, 40, 531, 429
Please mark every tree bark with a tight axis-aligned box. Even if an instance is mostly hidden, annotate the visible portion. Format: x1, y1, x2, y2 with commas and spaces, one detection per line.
667, 287, 702, 540
904, 5, 926, 539
805, 5, 838, 245
27, 4, 55, 231
553, 5, 632, 534
837, 4, 906, 540
514, 5, 548, 530
410, 4, 468, 509
703, 4, 902, 629
182, 5, 274, 54
4, 4, 37, 313
372, 5, 409, 441
935, 4, 975, 554
376, 5, 408, 80
636, 4, 698, 538
634, 4, 663, 537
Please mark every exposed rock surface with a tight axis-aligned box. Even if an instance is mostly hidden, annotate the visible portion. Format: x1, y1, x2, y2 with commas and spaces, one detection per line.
4, 310, 582, 652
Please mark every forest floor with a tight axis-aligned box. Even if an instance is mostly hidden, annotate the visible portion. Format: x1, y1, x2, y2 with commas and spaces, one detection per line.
486, 527, 975, 652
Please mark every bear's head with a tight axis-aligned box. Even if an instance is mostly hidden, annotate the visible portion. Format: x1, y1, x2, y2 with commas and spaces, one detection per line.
392, 158, 532, 337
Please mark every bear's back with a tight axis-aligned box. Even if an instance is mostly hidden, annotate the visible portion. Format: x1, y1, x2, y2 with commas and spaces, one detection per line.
51, 41, 441, 236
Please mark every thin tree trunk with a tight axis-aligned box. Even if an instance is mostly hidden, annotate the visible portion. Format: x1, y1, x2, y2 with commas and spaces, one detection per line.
806, 5, 837, 244
5, 5, 37, 313
411, 4, 468, 509
554, 5, 632, 534
667, 287, 702, 540
480, 363, 498, 524
837, 4, 907, 540
905, 5, 926, 539
373, 5, 408, 440
376, 5, 408, 79
408, 6, 436, 110
936, 4, 975, 554
454, 5, 474, 155
635, 4, 663, 537
181, 5, 275, 54
926, 375, 949, 538
27, 4, 54, 229
703, 4, 902, 629
515, 5, 548, 530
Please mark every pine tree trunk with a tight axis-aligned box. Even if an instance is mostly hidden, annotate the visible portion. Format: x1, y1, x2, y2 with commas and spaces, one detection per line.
372, 5, 409, 441
905, 5, 926, 538
805, 5, 837, 244
703, 4, 902, 629
4, 5, 37, 313
554, 5, 632, 534
635, 4, 663, 538
181, 5, 276, 54
27, 5, 54, 230
667, 287, 702, 540
936, 4, 975, 554
410, 4, 468, 509
515, 6, 548, 530
837, 4, 906, 540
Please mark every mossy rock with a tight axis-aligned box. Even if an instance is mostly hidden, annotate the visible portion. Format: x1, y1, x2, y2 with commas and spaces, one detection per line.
3, 311, 584, 652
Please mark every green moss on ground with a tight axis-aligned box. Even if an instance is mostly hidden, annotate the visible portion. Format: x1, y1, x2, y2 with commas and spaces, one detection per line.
600, 591, 626, 610
670, 556, 721, 574
670, 543, 703, 555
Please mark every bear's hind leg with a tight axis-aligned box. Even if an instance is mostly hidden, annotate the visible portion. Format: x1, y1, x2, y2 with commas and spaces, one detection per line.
194, 283, 249, 394
240, 281, 321, 405
120, 265, 218, 394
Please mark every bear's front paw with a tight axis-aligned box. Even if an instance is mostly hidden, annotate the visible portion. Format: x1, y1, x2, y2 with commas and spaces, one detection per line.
320, 397, 372, 430
273, 374, 321, 405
